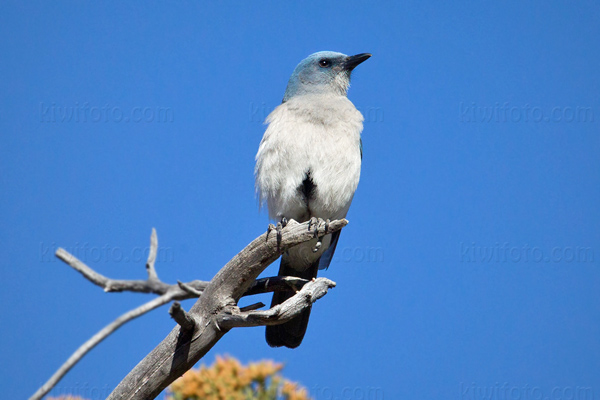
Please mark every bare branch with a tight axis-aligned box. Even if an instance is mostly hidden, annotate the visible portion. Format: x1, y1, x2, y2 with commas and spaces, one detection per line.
217, 278, 336, 329
55, 247, 209, 296
177, 280, 203, 297
55, 248, 306, 299
55, 247, 111, 288
146, 227, 159, 281
56, 247, 172, 294
169, 302, 196, 331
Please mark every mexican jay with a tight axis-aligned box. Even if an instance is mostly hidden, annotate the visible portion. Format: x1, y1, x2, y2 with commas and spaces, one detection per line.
255, 51, 371, 348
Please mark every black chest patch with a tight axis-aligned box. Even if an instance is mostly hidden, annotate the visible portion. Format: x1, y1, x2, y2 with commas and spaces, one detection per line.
298, 170, 316, 204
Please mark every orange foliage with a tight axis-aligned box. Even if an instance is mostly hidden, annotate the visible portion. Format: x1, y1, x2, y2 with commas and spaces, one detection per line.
168, 355, 312, 400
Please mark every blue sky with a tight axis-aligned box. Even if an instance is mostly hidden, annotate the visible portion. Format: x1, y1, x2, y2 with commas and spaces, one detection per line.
1, 1, 599, 399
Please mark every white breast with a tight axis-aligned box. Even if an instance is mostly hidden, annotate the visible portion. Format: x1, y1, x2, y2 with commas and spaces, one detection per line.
255, 94, 363, 222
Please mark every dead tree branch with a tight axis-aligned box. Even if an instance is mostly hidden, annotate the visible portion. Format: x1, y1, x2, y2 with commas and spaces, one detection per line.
106, 218, 345, 400
217, 277, 336, 329
30, 218, 346, 400
169, 302, 196, 331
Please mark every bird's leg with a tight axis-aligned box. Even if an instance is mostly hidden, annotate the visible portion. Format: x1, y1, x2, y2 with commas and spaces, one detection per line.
309, 217, 329, 252
276, 222, 283, 250
314, 218, 328, 253
308, 216, 320, 238
275, 217, 288, 250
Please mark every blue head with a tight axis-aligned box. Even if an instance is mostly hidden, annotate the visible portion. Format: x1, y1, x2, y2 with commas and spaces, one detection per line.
282, 51, 371, 102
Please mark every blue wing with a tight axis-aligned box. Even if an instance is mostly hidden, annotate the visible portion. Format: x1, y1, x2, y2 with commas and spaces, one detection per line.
359, 138, 363, 160
318, 230, 341, 270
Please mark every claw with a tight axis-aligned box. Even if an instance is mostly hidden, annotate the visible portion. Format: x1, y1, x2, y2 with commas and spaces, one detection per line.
270, 217, 288, 249
307, 216, 318, 233
325, 219, 330, 234
308, 217, 321, 238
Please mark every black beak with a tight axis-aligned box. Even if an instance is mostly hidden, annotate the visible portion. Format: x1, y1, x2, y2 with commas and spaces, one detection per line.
342, 53, 372, 71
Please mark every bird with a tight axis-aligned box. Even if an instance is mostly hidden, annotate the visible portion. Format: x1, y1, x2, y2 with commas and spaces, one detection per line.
255, 51, 371, 348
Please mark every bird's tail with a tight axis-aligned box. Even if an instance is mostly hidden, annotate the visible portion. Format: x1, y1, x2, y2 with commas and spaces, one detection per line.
266, 253, 320, 348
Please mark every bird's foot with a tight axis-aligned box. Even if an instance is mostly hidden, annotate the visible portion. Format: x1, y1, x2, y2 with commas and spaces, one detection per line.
307, 217, 321, 238
275, 217, 288, 250
267, 218, 289, 250
276, 222, 284, 250
308, 217, 329, 252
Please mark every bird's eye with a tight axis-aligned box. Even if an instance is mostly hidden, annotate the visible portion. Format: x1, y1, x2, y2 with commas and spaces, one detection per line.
318, 59, 331, 68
